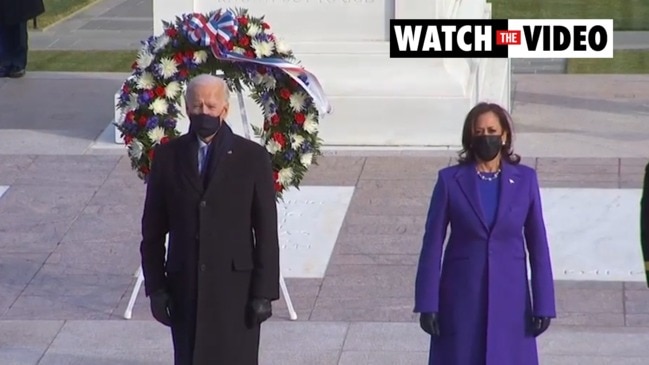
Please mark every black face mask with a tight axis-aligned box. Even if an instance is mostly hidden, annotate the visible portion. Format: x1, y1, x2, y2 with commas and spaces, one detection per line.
189, 113, 222, 139
472, 135, 503, 162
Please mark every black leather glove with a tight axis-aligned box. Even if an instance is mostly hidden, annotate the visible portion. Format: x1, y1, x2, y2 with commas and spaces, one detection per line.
419, 312, 440, 337
247, 298, 272, 326
149, 289, 172, 327
531, 316, 551, 337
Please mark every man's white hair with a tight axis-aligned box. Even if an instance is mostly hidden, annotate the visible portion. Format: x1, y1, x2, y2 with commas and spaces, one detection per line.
185, 74, 230, 102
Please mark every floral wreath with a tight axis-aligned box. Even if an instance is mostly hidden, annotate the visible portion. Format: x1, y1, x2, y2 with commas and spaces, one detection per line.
115, 8, 330, 199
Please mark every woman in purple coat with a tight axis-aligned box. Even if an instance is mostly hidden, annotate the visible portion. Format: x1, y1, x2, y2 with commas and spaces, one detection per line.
414, 102, 556, 365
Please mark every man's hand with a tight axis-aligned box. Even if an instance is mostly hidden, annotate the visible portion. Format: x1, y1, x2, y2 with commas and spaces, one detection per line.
531, 316, 551, 337
150, 290, 172, 327
247, 298, 272, 327
419, 312, 440, 337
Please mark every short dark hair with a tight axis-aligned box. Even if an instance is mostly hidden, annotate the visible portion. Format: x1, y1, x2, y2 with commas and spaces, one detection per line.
458, 102, 521, 165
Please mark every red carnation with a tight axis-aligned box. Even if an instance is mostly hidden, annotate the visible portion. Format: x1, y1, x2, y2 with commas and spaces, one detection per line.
184, 50, 194, 59
226, 41, 234, 50
173, 53, 184, 64
154, 86, 166, 97
270, 114, 280, 125
125, 111, 135, 121
139, 165, 150, 175
148, 149, 155, 160
165, 27, 178, 37
279, 88, 291, 99
274, 181, 282, 192
239, 36, 251, 47
245, 50, 255, 58
160, 136, 170, 144
273, 132, 286, 146
146, 90, 155, 99
257, 66, 267, 75
179, 69, 189, 79
294, 113, 305, 125
138, 116, 148, 127
238, 17, 248, 26
122, 84, 129, 93
124, 135, 133, 145
262, 22, 270, 29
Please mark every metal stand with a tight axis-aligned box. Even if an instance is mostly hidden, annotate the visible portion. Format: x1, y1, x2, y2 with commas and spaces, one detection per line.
123, 90, 298, 321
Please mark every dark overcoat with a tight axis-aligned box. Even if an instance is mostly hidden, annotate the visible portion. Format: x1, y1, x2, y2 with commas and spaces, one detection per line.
0, 0, 45, 25
414, 162, 556, 365
140, 125, 280, 365
641, 162, 649, 287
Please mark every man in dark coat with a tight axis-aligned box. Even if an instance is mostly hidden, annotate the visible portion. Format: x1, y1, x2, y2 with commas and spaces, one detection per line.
0, 0, 45, 77
140, 74, 280, 365
641, 161, 649, 287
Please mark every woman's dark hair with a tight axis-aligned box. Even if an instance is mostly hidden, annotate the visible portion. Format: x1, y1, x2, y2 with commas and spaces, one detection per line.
457, 102, 521, 165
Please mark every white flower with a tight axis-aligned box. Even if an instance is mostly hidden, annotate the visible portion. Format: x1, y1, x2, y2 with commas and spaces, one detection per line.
290, 134, 305, 149
289, 92, 307, 112
246, 23, 261, 37
153, 35, 170, 53
278, 168, 294, 185
262, 99, 275, 116
136, 50, 154, 70
165, 81, 181, 99
262, 74, 276, 89
149, 98, 169, 115
266, 140, 282, 154
148, 127, 166, 144
303, 114, 318, 134
193, 50, 208, 64
252, 39, 274, 58
300, 153, 313, 167
136, 72, 155, 90
159, 58, 179, 79
252, 73, 264, 86
127, 93, 139, 110
274, 38, 291, 55
232, 46, 246, 55
128, 139, 144, 159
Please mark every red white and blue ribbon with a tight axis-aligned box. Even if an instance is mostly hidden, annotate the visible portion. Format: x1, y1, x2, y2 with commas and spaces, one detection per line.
180, 9, 331, 116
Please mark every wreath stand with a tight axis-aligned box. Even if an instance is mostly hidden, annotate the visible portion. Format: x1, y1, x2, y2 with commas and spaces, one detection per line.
123, 90, 298, 321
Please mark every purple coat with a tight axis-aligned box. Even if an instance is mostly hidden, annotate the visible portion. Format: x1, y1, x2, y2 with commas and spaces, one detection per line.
414, 162, 556, 365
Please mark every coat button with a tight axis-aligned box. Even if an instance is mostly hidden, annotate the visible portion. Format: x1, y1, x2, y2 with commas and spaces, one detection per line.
199, 201, 206, 208
200, 264, 206, 271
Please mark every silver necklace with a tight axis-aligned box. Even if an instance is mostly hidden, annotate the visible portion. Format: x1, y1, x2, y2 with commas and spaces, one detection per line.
476, 169, 501, 181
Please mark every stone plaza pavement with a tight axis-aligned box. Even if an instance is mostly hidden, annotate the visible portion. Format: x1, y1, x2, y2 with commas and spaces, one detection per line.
1, 71, 649, 364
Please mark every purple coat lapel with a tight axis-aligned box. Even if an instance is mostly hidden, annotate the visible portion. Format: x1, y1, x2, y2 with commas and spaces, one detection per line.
456, 162, 523, 231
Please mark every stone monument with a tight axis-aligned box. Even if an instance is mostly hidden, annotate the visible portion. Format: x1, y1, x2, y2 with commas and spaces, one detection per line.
114, 0, 511, 147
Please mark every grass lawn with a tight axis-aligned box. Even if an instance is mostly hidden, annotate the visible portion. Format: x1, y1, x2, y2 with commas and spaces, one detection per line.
28, 50, 137, 72
567, 50, 649, 73
489, 0, 649, 31
31, 0, 101, 30
27, 49, 649, 74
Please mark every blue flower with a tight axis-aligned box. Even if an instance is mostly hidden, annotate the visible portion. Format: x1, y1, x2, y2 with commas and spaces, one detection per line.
146, 116, 160, 130
301, 142, 312, 153
138, 92, 151, 105
284, 149, 295, 161
119, 92, 130, 103
163, 119, 177, 129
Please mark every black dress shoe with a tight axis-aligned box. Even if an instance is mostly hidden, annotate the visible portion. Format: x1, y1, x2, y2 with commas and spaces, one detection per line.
8, 68, 26, 78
